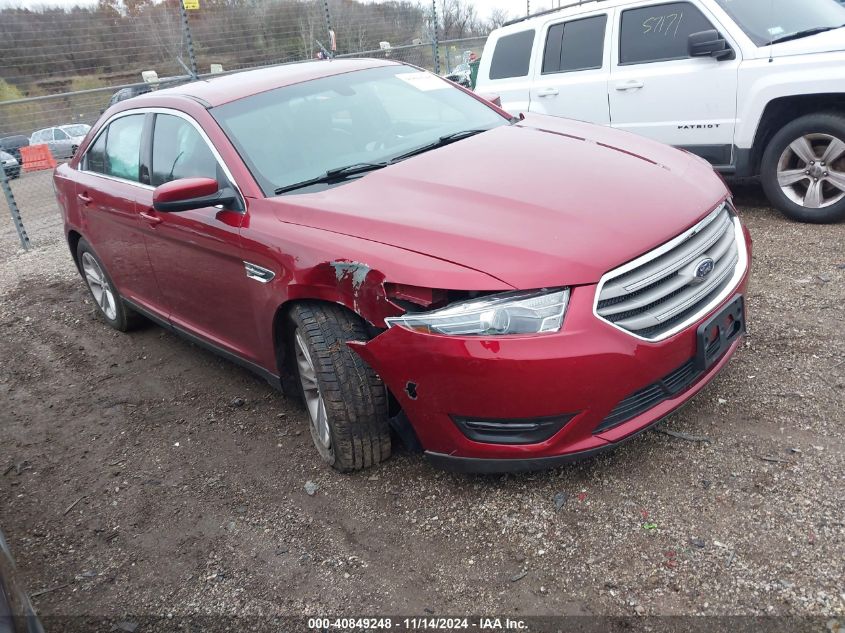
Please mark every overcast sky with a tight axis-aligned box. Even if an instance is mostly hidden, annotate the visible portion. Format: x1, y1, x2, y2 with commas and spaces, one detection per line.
0, 0, 556, 20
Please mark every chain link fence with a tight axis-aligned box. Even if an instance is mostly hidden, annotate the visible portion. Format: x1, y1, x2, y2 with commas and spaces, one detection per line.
0, 0, 491, 250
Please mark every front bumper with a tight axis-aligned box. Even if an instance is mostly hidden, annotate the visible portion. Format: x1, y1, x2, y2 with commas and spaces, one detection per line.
353, 231, 752, 472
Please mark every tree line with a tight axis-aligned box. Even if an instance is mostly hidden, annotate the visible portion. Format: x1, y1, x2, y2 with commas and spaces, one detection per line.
0, 0, 512, 99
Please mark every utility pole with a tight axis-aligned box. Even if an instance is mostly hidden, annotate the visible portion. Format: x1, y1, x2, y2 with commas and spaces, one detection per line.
179, 0, 199, 79
1, 167, 30, 251
432, 0, 441, 75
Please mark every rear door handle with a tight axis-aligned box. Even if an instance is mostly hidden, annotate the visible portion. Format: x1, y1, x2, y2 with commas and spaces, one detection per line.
615, 80, 645, 91
77, 193, 92, 205
139, 210, 162, 226
537, 88, 560, 97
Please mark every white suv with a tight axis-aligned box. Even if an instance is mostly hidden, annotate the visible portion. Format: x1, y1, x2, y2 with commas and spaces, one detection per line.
475, 0, 845, 223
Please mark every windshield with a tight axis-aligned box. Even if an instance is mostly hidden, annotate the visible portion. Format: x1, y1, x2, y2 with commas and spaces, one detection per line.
62, 124, 90, 137
715, 0, 845, 46
212, 65, 508, 196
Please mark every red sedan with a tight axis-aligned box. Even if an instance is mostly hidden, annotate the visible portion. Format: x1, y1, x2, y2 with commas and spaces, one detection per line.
54, 59, 751, 473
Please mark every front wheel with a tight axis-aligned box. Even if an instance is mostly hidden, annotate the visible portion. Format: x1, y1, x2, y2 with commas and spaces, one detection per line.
288, 303, 391, 472
761, 113, 845, 223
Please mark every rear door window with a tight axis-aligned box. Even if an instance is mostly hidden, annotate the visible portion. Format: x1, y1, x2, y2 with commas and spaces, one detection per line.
619, 1, 716, 65
543, 14, 608, 74
103, 114, 144, 182
489, 30, 536, 79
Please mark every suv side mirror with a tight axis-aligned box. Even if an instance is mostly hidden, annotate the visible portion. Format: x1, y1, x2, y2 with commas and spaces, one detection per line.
688, 30, 735, 60
153, 177, 237, 212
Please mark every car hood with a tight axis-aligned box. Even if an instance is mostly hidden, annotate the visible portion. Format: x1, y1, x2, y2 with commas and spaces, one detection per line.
269, 114, 728, 289
765, 28, 845, 58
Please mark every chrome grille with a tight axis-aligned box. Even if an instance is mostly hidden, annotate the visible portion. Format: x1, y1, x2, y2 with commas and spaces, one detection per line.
595, 203, 744, 341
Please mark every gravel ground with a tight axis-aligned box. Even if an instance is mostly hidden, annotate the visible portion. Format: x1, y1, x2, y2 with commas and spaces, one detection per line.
0, 182, 843, 629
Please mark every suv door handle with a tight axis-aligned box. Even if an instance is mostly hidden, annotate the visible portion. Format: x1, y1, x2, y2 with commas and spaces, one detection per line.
615, 80, 645, 91
77, 192, 92, 205
537, 88, 560, 97
139, 210, 162, 226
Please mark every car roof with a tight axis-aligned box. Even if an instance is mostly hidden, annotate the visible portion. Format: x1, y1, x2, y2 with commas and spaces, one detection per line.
143, 58, 399, 108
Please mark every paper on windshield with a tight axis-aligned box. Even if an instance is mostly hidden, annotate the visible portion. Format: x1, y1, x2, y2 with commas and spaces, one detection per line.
396, 72, 448, 91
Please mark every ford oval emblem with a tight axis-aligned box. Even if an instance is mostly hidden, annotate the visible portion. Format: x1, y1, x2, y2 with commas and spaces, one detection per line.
695, 258, 715, 279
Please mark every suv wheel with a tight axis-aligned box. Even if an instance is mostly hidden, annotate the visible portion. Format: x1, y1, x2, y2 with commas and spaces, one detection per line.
761, 113, 845, 223
288, 303, 391, 472
76, 238, 141, 331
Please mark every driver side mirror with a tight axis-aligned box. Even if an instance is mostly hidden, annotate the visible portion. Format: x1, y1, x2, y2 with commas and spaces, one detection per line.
153, 177, 238, 213
688, 30, 735, 60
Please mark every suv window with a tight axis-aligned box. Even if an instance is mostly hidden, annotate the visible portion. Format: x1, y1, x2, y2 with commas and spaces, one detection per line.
101, 114, 144, 181
151, 114, 220, 186
620, 2, 715, 65
543, 14, 608, 74
489, 30, 536, 80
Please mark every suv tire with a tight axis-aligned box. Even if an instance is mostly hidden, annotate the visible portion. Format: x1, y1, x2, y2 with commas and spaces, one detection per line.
76, 238, 142, 331
288, 302, 391, 472
761, 113, 845, 223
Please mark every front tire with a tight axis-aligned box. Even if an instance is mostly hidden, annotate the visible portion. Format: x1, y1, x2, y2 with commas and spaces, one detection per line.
761, 113, 845, 223
288, 303, 391, 472
76, 238, 141, 331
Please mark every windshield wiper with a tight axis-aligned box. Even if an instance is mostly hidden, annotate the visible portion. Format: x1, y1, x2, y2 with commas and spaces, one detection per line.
274, 162, 388, 195
771, 25, 842, 44
391, 129, 488, 163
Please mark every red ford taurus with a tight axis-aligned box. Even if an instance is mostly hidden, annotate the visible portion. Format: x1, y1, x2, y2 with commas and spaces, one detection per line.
54, 59, 751, 473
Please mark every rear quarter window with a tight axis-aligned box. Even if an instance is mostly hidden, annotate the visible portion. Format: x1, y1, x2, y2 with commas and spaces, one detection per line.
489, 30, 536, 80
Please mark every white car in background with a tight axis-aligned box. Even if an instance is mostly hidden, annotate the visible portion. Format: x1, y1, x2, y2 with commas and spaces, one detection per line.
29, 124, 91, 160
476, 0, 845, 223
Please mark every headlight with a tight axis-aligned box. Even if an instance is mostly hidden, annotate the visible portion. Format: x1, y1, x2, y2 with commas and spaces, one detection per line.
384, 288, 569, 336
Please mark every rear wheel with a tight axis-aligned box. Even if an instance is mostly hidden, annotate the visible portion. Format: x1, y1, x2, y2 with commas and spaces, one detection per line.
76, 238, 141, 331
761, 113, 845, 223
288, 303, 391, 472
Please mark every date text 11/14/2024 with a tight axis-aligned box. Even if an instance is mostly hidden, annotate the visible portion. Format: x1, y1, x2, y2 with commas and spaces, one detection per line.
306, 617, 529, 630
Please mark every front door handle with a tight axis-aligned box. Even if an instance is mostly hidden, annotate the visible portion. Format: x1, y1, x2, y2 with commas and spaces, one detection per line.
615, 80, 645, 91
537, 88, 560, 97
77, 192, 92, 205
139, 210, 162, 226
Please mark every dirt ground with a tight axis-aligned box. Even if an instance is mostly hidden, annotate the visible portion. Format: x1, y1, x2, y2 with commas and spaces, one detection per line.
1, 182, 843, 628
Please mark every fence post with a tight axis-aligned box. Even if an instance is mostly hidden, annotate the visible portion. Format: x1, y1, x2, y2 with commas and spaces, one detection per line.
179, 0, 199, 79
432, 0, 441, 75
322, 0, 335, 58
1, 167, 30, 251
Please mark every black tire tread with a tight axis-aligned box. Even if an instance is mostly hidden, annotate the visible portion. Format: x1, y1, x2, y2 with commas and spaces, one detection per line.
289, 302, 390, 472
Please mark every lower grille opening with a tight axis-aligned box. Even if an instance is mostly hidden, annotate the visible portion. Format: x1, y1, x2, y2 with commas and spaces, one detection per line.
452, 413, 575, 445
594, 359, 700, 434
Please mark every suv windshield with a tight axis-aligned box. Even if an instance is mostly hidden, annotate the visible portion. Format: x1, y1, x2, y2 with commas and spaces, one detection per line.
715, 0, 845, 46
212, 65, 508, 196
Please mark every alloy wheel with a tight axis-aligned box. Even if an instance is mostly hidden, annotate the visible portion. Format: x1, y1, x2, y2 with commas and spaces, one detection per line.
777, 133, 845, 209
81, 252, 117, 320
294, 330, 331, 450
